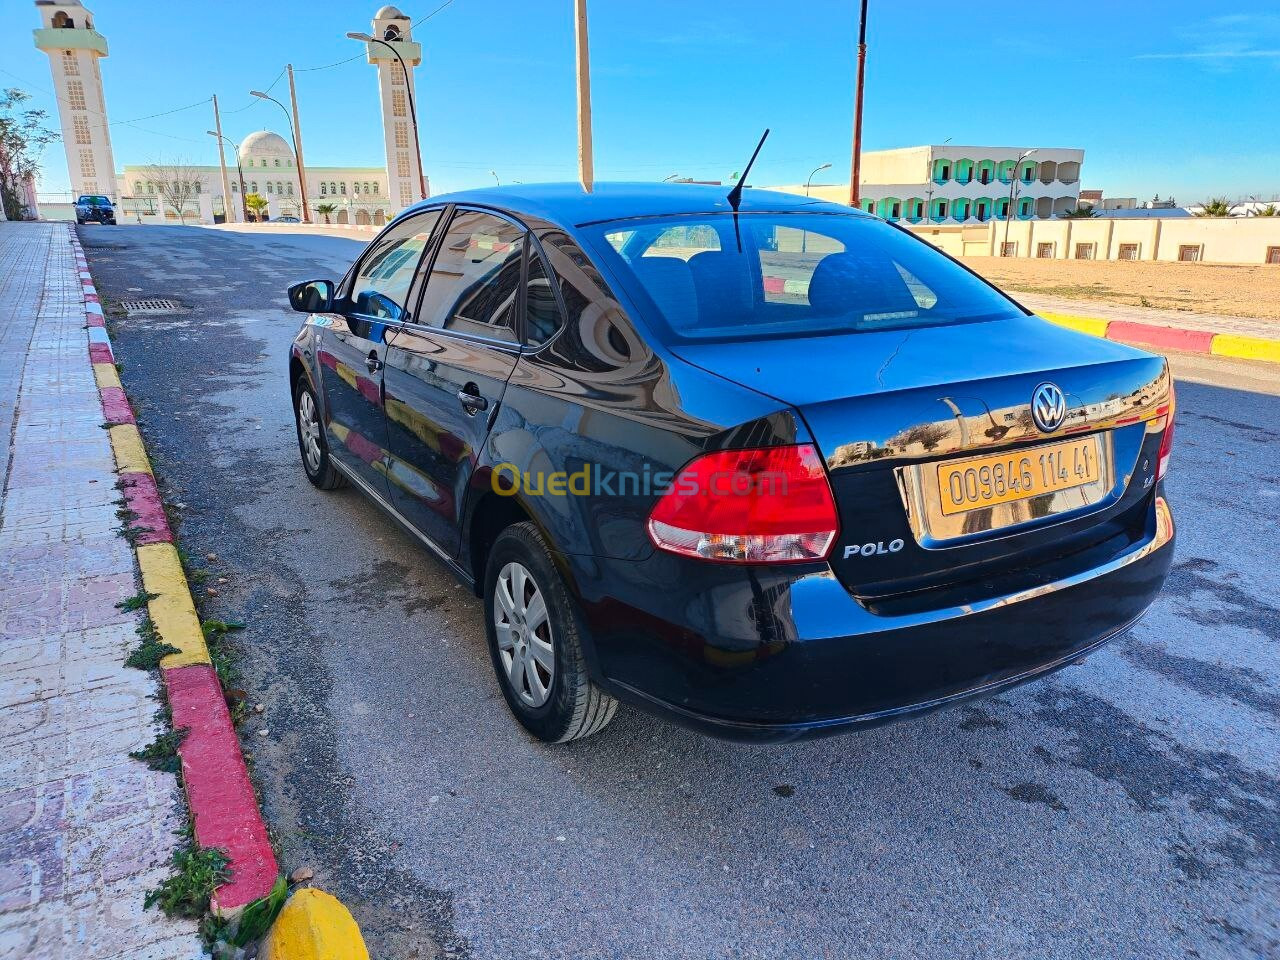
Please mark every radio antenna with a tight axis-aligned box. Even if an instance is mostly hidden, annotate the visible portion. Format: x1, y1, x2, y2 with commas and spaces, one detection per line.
727, 128, 769, 213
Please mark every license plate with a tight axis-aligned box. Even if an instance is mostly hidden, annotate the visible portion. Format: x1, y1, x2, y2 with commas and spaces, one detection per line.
937, 436, 1102, 517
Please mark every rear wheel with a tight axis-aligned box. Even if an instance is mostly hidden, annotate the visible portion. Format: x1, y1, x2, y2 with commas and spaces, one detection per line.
484, 523, 617, 742
293, 378, 345, 490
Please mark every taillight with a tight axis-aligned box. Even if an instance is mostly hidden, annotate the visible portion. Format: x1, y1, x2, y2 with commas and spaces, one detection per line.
647, 444, 839, 563
1156, 382, 1175, 481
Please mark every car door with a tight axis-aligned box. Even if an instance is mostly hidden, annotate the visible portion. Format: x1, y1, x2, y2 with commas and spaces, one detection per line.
318, 208, 444, 495
381, 207, 525, 553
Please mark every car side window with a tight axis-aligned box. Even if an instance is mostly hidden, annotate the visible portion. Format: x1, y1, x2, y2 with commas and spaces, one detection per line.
347, 209, 442, 322
416, 210, 524, 343
530, 230, 634, 362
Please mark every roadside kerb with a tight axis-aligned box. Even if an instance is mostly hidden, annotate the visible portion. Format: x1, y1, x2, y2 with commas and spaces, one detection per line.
1039, 310, 1280, 363
70, 229, 277, 916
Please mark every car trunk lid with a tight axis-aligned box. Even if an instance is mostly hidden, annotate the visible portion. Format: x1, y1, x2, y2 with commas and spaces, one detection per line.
671, 315, 1172, 598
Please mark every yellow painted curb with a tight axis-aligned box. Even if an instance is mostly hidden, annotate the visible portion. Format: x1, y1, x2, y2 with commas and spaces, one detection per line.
1211, 333, 1280, 364
108, 424, 152, 475
93, 362, 122, 389
137, 542, 210, 668
1040, 312, 1110, 338
259, 889, 369, 960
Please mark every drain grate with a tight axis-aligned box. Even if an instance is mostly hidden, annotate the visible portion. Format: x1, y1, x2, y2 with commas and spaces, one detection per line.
119, 298, 182, 314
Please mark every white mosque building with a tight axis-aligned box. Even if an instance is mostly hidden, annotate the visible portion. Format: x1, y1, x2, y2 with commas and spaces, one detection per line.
117, 131, 394, 225
34, 0, 426, 225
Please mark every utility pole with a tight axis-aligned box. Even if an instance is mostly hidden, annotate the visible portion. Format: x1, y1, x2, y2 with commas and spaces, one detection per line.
574, 0, 594, 191
210, 95, 235, 223
848, 0, 869, 208
286, 64, 312, 223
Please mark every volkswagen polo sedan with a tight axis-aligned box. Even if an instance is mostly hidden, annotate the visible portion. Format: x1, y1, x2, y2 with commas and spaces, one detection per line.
286, 183, 1175, 743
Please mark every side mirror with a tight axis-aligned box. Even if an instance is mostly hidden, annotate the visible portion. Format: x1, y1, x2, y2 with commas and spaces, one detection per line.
288, 279, 335, 314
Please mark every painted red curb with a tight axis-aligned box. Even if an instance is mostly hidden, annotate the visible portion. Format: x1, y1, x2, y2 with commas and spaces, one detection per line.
119, 471, 171, 543
100, 385, 135, 425
74, 228, 279, 917
164, 664, 279, 914
1106, 321, 1216, 354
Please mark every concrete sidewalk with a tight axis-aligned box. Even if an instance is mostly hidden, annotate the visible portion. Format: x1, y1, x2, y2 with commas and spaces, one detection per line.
0, 223, 201, 959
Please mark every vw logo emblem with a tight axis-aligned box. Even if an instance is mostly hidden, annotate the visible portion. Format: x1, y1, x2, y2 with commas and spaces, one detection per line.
1031, 382, 1067, 432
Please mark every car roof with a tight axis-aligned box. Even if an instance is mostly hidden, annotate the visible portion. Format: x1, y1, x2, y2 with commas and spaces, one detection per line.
404, 181, 865, 229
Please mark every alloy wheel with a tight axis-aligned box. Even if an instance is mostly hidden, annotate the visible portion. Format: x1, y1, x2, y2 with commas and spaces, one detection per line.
493, 561, 555, 707
297, 389, 322, 474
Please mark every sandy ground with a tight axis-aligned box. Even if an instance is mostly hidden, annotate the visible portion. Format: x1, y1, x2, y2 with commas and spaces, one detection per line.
964, 256, 1280, 322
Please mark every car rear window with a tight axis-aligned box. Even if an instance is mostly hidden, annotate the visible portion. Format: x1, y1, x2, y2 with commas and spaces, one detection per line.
586, 212, 1022, 342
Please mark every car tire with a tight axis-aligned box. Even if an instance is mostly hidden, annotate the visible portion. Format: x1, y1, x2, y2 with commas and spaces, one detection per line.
484, 522, 617, 743
292, 378, 345, 490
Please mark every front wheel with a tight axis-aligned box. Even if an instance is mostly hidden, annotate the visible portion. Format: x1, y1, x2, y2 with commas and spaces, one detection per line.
293, 378, 345, 490
484, 523, 617, 742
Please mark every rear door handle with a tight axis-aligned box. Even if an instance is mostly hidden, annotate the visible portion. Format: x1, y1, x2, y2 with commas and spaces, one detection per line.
366, 351, 383, 373
457, 386, 488, 413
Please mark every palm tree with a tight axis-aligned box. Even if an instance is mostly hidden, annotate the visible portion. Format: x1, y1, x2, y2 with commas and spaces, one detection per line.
1061, 206, 1098, 218
316, 202, 337, 225
1195, 196, 1233, 217
244, 192, 268, 222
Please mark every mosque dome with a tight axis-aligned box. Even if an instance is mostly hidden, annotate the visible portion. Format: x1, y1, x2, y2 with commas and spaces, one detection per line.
375, 5, 406, 18
238, 131, 294, 164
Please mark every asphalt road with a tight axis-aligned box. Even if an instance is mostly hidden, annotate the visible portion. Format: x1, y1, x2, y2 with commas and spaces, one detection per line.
80, 223, 1279, 960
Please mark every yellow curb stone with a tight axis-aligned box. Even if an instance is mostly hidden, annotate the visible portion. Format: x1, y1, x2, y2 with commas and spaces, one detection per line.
136, 542, 210, 668
93, 362, 122, 389
260, 889, 369, 960
1211, 333, 1280, 364
108, 424, 152, 475
1040, 312, 1110, 338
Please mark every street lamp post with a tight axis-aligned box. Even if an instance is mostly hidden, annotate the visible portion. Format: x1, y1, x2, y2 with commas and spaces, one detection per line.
490, 170, 501, 186
847, 0, 869, 208
805, 162, 832, 197
250, 87, 312, 223
346, 31, 427, 202
925, 184, 934, 224
1002, 148, 1036, 255
206, 130, 249, 224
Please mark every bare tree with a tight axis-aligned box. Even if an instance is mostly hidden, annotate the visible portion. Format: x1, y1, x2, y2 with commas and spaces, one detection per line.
144, 159, 202, 224
0, 88, 58, 220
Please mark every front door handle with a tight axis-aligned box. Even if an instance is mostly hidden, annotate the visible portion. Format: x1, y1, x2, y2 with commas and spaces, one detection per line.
457, 386, 488, 413
366, 351, 383, 373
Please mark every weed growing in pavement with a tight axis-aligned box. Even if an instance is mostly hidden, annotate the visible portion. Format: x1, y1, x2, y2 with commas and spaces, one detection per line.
131, 725, 189, 773
125, 616, 181, 670
203, 619, 247, 720
145, 839, 230, 920
116, 589, 158, 613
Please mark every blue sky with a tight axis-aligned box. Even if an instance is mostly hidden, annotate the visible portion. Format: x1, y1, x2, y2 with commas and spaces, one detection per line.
4, 0, 1279, 201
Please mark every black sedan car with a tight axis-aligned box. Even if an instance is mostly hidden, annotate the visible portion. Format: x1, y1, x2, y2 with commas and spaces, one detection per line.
287, 183, 1175, 743
74, 194, 116, 225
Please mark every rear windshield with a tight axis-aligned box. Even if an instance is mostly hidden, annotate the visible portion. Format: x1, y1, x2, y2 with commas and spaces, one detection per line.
79, 196, 111, 206
584, 212, 1022, 342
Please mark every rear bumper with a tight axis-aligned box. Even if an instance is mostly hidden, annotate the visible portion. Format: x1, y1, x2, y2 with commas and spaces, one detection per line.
575, 495, 1174, 742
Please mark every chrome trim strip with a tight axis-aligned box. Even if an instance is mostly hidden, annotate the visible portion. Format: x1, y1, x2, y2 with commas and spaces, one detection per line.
329, 458, 467, 575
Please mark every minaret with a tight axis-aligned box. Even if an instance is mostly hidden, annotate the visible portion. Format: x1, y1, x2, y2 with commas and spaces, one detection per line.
33, 0, 117, 199
365, 5, 425, 211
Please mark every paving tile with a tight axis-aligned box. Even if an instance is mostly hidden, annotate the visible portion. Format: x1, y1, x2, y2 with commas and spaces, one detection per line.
0, 223, 199, 955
